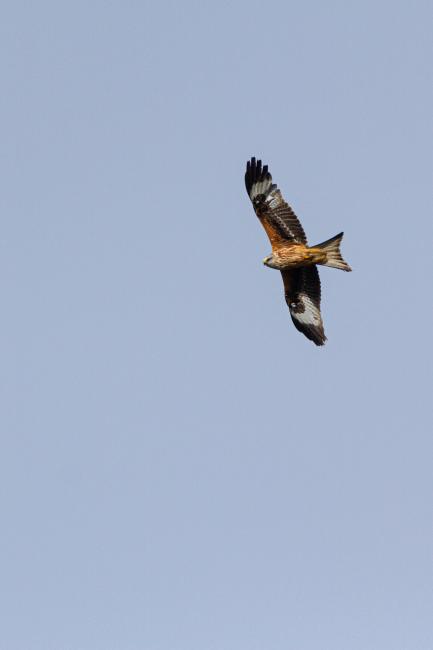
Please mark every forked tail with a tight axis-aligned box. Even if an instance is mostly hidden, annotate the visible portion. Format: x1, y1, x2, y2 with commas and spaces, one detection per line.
315, 232, 352, 271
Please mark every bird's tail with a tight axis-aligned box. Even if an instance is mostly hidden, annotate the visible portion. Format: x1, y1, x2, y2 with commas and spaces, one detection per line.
314, 232, 352, 271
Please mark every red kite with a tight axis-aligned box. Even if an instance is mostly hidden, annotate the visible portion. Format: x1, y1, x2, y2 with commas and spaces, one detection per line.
245, 157, 351, 345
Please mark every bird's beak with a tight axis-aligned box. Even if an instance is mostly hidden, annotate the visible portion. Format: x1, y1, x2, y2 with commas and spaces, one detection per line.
263, 257, 269, 266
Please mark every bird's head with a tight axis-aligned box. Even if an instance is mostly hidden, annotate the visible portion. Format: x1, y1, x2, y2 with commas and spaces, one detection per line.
263, 255, 278, 269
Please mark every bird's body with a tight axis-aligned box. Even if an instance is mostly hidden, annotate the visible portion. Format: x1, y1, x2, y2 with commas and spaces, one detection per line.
245, 157, 351, 345
263, 243, 327, 270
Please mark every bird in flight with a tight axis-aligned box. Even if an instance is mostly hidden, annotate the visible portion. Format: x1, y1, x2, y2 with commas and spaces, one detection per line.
245, 157, 351, 345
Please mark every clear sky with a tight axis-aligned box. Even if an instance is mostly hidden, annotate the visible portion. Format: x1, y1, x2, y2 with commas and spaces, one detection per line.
1, 1, 432, 649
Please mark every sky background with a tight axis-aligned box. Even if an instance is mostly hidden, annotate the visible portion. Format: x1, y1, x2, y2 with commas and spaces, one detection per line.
1, 1, 432, 649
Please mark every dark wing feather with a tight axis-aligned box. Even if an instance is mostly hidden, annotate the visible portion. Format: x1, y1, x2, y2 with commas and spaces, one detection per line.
245, 157, 307, 244
282, 265, 326, 345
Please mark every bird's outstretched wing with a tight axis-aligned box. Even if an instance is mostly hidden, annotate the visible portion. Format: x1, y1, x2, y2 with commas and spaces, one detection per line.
245, 157, 307, 245
282, 265, 326, 345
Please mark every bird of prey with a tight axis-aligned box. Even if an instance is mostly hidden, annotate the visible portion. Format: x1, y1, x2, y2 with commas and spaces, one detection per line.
245, 157, 351, 345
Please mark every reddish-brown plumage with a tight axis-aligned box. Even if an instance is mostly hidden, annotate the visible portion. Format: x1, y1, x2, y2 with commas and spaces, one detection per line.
270, 243, 327, 269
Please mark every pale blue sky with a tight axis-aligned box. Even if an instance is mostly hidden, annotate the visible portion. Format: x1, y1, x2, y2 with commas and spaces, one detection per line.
1, 1, 432, 649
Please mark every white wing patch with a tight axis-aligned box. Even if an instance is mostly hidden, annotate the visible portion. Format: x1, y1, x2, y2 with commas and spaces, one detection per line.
290, 294, 322, 326
249, 177, 274, 200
